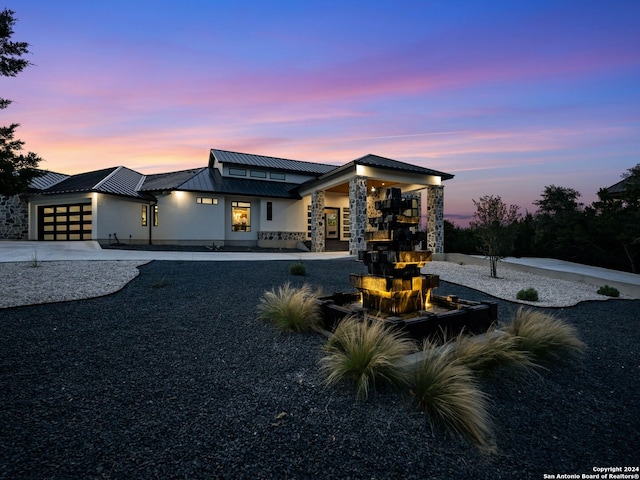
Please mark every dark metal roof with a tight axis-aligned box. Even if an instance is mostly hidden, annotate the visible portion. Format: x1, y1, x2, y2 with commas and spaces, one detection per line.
210, 149, 336, 175
34, 166, 152, 200
604, 177, 630, 198
94, 167, 148, 198
180, 168, 300, 199
351, 154, 454, 180
37, 167, 118, 194
29, 171, 69, 190
139, 168, 206, 191
296, 153, 454, 193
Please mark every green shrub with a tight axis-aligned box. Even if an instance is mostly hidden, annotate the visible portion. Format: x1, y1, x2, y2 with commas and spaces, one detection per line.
502, 307, 585, 362
289, 262, 306, 276
597, 285, 620, 297
412, 340, 494, 449
320, 316, 414, 400
516, 288, 539, 302
451, 331, 537, 374
257, 283, 321, 332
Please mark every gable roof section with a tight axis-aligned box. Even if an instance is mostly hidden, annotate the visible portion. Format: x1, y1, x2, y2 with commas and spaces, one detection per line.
352, 154, 454, 180
139, 168, 206, 192
210, 149, 336, 175
35, 166, 152, 200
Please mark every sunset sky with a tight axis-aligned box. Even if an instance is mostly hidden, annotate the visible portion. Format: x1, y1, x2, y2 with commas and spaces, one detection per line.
3, 0, 639, 225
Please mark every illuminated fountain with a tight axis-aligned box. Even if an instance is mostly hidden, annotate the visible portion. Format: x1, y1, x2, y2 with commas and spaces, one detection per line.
318, 187, 497, 343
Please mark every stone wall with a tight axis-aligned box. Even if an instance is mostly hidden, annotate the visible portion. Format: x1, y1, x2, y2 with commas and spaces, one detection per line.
348, 176, 367, 255
426, 185, 444, 253
258, 231, 306, 242
310, 191, 325, 252
0, 194, 28, 240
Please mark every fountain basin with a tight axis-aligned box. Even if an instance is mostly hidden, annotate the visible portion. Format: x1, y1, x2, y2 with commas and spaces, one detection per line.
317, 291, 498, 343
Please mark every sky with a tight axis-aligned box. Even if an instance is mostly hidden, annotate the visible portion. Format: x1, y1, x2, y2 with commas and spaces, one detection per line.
3, 0, 639, 226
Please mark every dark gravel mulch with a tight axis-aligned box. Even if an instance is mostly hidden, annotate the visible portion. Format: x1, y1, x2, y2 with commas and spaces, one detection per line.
1, 259, 638, 479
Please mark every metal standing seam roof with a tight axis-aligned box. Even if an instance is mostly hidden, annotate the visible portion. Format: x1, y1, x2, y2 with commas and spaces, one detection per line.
139, 168, 207, 191
350, 154, 454, 180
28, 171, 69, 190
33, 166, 152, 200
179, 168, 301, 199
210, 149, 336, 175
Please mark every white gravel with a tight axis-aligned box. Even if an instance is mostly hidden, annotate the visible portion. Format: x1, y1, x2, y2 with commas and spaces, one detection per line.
0, 259, 627, 309
1, 261, 148, 309
422, 261, 627, 307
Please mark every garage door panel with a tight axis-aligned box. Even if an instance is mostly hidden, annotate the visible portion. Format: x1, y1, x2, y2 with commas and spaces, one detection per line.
38, 203, 92, 241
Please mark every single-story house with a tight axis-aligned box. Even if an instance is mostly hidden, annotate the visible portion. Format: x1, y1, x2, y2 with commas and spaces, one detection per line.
1, 149, 454, 254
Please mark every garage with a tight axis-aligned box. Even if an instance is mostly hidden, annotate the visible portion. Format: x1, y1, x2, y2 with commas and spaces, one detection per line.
38, 203, 92, 241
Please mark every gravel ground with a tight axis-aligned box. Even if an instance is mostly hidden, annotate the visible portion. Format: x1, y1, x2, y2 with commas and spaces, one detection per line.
1, 259, 638, 479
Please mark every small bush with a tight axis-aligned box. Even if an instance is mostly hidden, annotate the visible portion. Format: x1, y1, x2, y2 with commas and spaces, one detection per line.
257, 283, 321, 333
320, 316, 414, 400
289, 262, 306, 276
503, 307, 585, 362
597, 285, 620, 297
451, 331, 537, 374
516, 288, 539, 302
412, 340, 494, 449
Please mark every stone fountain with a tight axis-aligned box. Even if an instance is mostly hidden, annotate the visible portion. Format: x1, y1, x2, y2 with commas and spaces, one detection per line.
318, 187, 497, 343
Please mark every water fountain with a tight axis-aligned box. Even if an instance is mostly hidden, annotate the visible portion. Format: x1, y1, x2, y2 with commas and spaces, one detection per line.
318, 187, 497, 342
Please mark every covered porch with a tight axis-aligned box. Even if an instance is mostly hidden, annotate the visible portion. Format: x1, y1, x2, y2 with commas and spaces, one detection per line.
296, 154, 453, 255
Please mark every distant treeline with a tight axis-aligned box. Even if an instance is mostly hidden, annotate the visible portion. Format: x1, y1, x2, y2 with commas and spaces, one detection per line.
443, 164, 640, 274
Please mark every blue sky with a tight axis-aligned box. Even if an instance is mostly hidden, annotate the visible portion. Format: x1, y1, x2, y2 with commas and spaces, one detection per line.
3, 0, 639, 225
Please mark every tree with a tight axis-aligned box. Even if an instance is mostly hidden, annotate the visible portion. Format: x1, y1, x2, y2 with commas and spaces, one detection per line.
470, 195, 520, 278
591, 164, 640, 273
532, 185, 587, 261
0, 8, 42, 196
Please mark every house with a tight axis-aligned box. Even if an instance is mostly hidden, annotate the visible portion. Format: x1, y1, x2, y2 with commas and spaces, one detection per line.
1, 149, 454, 254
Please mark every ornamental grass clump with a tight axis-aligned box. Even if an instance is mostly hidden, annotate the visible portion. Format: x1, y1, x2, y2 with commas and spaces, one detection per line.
412, 340, 494, 450
503, 307, 586, 363
320, 316, 415, 400
451, 331, 538, 374
289, 261, 306, 276
257, 282, 322, 333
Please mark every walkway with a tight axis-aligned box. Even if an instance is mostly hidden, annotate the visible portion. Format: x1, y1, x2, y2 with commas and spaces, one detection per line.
0, 241, 351, 263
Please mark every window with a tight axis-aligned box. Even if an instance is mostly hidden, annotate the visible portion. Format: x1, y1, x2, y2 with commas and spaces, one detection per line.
250, 170, 267, 178
142, 205, 148, 226
266, 201, 273, 221
229, 168, 246, 176
196, 197, 218, 205
269, 172, 286, 181
152, 205, 158, 226
231, 201, 251, 232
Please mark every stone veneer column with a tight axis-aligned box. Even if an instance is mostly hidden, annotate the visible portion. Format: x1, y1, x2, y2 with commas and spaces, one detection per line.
348, 176, 368, 255
426, 185, 444, 254
310, 190, 325, 252
0, 194, 28, 240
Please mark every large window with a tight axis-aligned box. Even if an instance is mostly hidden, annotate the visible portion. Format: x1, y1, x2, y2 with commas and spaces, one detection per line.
232, 201, 251, 231
141, 205, 148, 226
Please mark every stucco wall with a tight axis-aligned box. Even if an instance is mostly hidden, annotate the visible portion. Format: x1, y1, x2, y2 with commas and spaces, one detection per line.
151, 191, 226, 244
93, 194, 149, 243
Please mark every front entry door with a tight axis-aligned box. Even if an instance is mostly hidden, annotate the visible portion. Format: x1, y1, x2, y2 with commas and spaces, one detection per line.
324, 207, 339, 239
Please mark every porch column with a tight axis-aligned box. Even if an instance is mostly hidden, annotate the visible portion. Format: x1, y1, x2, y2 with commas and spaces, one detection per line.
426, 185, 444, 254
348, 176, 367, 255
310, 190, 325, 252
